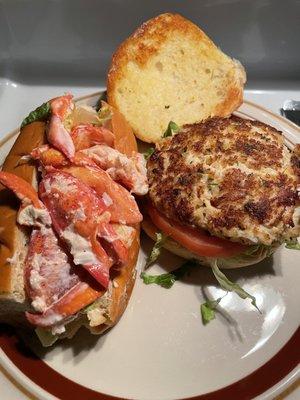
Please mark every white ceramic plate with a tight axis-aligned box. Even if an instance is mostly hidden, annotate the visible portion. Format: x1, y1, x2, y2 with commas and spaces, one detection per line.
0, 93, 299, 400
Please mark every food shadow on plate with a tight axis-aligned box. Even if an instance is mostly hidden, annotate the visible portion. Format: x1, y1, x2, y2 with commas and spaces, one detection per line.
141, 232, 279, 341
0, 321, 110, 364
200, 286, 244, 343
24, 324, 112, 364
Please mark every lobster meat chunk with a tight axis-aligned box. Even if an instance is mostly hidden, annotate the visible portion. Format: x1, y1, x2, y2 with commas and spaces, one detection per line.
81, 145, 148, 195
25, 228, 79, 313
47, 94, 75, 160
26, 281, 102, 329
62, 165, 143, 224
29, 148, 143, 225
39, 171, 128, 288
70, 124, 115, 151
30, 145, 97, 170
0, 171, 51, 227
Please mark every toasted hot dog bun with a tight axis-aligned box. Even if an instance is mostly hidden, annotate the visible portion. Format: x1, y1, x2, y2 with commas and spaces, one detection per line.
0, 106, 140, 337
0, 122, 46, 325
86, 104, 140, 334
88, 228, 139, 335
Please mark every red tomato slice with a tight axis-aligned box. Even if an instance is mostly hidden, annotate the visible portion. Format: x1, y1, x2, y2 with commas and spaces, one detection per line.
147, 203, 247, 258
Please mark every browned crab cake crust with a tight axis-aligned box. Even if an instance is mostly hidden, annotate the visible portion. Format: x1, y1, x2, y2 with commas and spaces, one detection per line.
147, 116, 300, 246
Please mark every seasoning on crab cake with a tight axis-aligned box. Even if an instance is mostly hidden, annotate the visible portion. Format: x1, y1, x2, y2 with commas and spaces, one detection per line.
144, 116, 300, 267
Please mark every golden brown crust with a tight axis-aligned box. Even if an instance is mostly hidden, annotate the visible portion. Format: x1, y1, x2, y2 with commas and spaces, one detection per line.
109, 227, 139, 324
107, 13, 246, 142
215, 86, 243, 118
107, 13, 212, 98
0, 122, 46, 294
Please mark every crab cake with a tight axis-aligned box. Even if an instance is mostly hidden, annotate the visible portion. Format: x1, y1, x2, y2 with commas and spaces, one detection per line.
147, 116, 300, 246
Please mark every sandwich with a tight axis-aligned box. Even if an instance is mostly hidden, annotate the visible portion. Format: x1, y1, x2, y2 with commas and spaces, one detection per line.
142, 117, 299, 321
0, 94, 148, 345
141, 116, 300, 324
107, 13, 300, 321
144, 116, 300, 268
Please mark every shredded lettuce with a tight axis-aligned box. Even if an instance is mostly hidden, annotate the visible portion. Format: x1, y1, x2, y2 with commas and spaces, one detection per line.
211, 261, 260, 313
145, 232, 168, 268
141, 260, 197, 288
35, 327, 59, 347
162, 121, 180, 138
21, 102, 51, 128
285, 238, 300, 250
35, 316, 86, 347
141, 271, 177, 288
141, 245, 262, 325
200, 295, 226, 325
216, 243, 276, 269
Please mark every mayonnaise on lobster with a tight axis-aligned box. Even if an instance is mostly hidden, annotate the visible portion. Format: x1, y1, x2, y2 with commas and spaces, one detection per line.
0, 95, 147, 343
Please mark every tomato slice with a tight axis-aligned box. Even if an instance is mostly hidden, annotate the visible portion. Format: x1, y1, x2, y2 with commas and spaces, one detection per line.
147, 203, 247, 258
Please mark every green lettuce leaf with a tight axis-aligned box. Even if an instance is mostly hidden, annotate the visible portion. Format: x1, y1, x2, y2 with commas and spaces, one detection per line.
162, 121, 180, 138
144, 147, 155, 160
211, 261, 260, 312
35, 327, 58, 347
140, 271, 176, 288
145, 232, 168, 268
141, 260, 197, 288
285, 238, 300, 250
200, 296, 225, 325
21, 102, 51, 128
217, 243, 276, 269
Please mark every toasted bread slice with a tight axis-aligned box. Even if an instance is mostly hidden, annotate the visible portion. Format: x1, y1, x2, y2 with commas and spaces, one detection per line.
107, 13, 246, 143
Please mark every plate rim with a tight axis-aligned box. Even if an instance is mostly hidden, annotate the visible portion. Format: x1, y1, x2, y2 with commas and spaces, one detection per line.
0, 92, 299, 400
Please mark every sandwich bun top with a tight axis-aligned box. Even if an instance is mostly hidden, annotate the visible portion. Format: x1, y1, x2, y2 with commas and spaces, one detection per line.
107, 13, 246, 143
